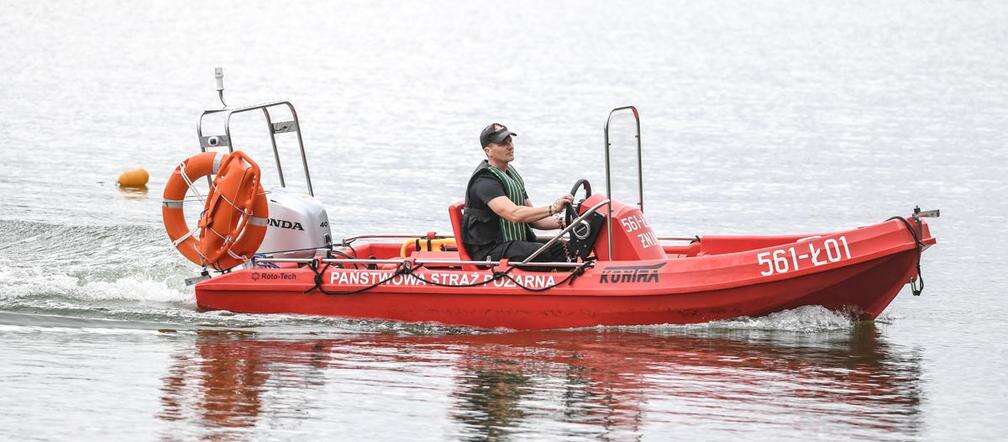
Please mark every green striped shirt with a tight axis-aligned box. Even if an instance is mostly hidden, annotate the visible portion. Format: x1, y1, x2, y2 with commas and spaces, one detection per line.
485, 165, 529, 242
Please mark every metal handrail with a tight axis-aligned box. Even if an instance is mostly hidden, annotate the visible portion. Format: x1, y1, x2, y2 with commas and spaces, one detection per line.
341, 234, 455, 245
521, 199, 610, 264
603, 106, 643, 258
256, 257, 587, 269
197, 99, 315, 196
260, 106, 287, 188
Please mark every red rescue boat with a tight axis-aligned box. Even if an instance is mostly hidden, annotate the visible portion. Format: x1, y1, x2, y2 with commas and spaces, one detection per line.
174, 72, 938, 330
194, 204, 935, 329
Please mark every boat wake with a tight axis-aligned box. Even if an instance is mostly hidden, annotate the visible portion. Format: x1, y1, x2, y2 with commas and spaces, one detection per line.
603, 305, 859, 335
682, 305, 858, 332
0, 221, 480, 335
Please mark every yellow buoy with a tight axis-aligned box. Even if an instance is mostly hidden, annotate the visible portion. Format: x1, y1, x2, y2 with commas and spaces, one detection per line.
118, 168, 150, 188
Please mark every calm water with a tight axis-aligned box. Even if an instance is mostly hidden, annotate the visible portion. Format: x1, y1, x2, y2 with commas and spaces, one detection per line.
2, 0, 1006, 439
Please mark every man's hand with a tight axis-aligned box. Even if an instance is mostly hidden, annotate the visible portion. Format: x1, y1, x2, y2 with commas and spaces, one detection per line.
549, 194, 574, 215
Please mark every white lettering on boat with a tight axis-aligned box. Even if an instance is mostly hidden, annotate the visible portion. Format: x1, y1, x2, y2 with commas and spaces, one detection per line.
328, 270, 555, 289
637, 231, 659, 249
756, 236, 852, 277
330, 271, 427, 286
621, 215, 658, 249
619, 215, 648, 233
492, 274, 557, 288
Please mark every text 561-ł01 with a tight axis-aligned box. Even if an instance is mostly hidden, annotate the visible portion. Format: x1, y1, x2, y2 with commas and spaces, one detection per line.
756, 237, 852, 276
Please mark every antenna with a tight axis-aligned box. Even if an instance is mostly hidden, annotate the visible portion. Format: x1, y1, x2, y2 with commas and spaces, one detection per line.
214, 67, 227, 107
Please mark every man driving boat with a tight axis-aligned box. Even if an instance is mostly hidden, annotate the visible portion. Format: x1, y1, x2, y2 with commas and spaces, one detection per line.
462, 123, 573, 263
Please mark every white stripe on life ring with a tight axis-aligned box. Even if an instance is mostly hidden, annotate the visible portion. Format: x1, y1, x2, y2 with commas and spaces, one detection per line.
211, 152, 223, 174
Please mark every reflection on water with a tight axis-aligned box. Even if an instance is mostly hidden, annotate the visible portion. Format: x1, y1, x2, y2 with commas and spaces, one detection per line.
158, 324, 922, 439
160, 331, 267, 429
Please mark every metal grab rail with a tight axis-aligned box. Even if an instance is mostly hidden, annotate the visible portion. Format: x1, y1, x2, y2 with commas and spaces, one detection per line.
340, 234, 454, 245
603, 106, 643, 258
255, 257, 588, 269
521, 199, 610, 264
245, 234, 456, 257
198, 100, 314, 196
197, 69, 314, 197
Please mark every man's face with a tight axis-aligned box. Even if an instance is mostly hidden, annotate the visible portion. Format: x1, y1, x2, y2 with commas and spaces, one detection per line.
485, 136, 514, 163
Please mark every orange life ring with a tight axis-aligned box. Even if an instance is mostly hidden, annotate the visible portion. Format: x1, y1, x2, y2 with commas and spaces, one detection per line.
162, 151, 269, 271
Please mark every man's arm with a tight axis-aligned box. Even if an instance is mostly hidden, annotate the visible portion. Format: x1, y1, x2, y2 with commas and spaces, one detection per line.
487, 196, 561, 224
525, 199, 563, 230
474, 177, 572, 226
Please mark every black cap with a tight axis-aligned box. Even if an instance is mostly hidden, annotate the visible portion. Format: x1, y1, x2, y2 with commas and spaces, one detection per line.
479, 123, 517, 147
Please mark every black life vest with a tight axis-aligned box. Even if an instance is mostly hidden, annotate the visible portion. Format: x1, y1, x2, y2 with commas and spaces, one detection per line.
462, 160, 536, 254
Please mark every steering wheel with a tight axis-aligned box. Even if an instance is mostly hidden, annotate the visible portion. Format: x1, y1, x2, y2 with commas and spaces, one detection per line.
563, 179, 593, 245
569, 179, 592, 207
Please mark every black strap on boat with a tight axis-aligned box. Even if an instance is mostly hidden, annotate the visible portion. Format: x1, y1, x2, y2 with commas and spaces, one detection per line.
500, 262, 591, 292
304, 259, 418, 296
302, 259, 594, 295
404, 264, 517, 288
403, 260, 593, 292
887, 215, 925, 296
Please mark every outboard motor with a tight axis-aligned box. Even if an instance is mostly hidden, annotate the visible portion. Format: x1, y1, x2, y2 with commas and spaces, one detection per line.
190, 68, 334, 264
257, 188, 332, 258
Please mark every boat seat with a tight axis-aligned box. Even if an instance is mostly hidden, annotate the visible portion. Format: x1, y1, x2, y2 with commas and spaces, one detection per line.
448, 201, 478, 271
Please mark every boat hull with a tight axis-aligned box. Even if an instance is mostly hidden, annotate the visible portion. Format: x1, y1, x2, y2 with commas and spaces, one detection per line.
195, 218, 934, 329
